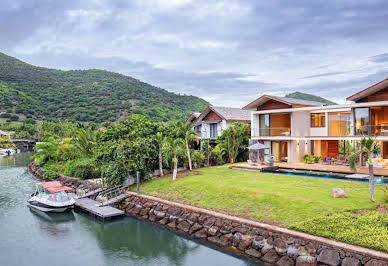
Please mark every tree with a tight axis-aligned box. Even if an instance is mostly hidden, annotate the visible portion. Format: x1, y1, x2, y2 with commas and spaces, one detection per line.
348, 138, 378, 202
217, 123, 250, 163
181, 123, 198, 171
74, 128, 97, 157
154, 132, 169, 176
164, 138, 185, 181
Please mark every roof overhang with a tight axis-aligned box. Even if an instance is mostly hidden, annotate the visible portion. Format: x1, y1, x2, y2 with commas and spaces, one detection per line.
347, 78, 388, 102
196, 105, 227, 124
242, 95, 292, 110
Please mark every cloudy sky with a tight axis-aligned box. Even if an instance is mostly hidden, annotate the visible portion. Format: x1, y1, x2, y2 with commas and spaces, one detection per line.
1, 0, 388, 107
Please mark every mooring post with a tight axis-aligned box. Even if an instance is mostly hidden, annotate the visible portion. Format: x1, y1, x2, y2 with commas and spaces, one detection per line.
136, 171, 140, 195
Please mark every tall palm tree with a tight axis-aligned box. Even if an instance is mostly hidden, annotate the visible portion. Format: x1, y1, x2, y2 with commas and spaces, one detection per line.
155, 132, 168, 176
348, 137, 378, 202
164, 138, 185, 181
183, 124, 199, 171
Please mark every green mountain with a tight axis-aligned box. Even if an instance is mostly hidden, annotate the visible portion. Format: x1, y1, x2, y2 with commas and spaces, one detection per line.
286, 91, 337, 105
0, 52, 208, 122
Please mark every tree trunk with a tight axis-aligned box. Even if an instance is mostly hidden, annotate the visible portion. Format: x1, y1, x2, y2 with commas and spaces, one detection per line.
186, 140, 192, 171
159, 152, 163, 177
173, 158, 177, 181
368, 163, 375, 202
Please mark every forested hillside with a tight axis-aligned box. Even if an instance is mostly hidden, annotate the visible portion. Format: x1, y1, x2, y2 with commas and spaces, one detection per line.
0, 52, 208, 122
286, 91, 336, 105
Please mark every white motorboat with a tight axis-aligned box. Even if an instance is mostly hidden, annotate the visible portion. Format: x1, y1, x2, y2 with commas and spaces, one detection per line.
28, 181, 75, 213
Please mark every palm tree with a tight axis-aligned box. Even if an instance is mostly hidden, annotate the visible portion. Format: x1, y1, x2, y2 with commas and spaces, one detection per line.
348, 137, 378, 202
182, 124, 199, 171
155, 132, 168, 176
164, 138, 185, 181
74, 128, 97, 157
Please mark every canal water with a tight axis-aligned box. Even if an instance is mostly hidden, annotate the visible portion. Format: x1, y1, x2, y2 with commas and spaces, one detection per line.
0, 153, 260, 266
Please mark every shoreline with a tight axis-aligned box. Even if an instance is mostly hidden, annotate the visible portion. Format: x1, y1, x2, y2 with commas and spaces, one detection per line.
29, 164, 388, 266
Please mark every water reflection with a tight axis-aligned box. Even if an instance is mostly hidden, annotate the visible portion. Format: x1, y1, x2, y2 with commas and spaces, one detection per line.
0, 153, 259, 266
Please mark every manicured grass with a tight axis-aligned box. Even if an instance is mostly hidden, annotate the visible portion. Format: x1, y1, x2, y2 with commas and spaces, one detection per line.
137, 166, 387, 251
290, 211, 388, 252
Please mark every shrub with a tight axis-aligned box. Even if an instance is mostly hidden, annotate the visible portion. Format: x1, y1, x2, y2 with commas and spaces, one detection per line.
290, 211, 388, 252
0, 113, 11, 118
43, 168, 58, 180
302, 154, 321, 164
64, 158, 100, 179
192, 151, 205, 168
10, 115, 19, 121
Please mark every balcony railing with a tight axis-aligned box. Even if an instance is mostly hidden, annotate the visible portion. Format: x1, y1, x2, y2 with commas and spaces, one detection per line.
258, 127, 291, 137
355, 125, 388, 136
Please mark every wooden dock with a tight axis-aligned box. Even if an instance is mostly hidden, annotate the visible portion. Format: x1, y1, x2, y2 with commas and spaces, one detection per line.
69, 193, 125, 220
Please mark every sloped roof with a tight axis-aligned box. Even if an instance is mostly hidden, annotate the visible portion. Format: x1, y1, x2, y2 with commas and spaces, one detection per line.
197, 105, 251, 123
347, 78, 388, 102
242, 94, 325, 110
185, 112, 202, 124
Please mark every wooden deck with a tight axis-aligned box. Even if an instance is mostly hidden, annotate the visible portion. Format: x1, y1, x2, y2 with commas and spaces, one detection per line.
232, 164, 279, 172
69, 193, 125, 220
236, 162, 388, 176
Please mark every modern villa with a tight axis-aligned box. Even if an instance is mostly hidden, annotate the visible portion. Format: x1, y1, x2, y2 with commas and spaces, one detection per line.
243, 78, 388, 169
186, 105, 251, 145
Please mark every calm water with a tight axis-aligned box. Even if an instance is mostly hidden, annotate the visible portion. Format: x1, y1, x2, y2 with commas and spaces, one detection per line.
0, 153, 259, 266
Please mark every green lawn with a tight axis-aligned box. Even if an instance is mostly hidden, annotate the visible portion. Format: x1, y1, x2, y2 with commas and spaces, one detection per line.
137, 165, 388, 251
139, 165, 384, 225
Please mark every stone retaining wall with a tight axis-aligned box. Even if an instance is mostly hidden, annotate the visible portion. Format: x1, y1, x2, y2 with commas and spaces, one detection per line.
120, 193, 388, 266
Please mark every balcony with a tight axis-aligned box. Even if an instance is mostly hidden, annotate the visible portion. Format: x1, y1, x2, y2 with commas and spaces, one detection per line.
355, 125, 388, 136
258, 127, 291, 137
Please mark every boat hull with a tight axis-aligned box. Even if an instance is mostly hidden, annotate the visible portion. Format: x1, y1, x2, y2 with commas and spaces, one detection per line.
28, 202, 73, 213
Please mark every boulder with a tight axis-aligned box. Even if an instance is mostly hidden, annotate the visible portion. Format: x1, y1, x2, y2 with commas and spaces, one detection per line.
238, 235, 252, 251
287, 246, 300, 259
332, 188, 347, 198
318, 249, 341, 266
245, 248, 262, 258
203, 217, 216, 228
274, 238, 288, 255
177, 221, 191, 232
189, 223, 203, 234
342, 257, 361, 266
262, 249, 280, 264
365, 259, 388, 266
296, 256, 317, 266
153, 210, 165, 219
166, 221, 176, 229
208, 226, 219, 236
194, 228, 208, 239
219, 233, 233, 246
158, 217, 169, 225
277, 256, 295, 266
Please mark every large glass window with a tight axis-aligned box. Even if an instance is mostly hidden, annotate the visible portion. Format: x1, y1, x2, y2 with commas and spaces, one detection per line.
195, 125, 202, 137
354, 107, 370, 135
259, 114, 270, 136
210, 123, 218, 138
328, 111, 352, 136
311, 113, 325, 127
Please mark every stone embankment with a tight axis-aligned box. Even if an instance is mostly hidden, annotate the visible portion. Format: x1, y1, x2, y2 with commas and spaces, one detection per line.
120, 193, 388, 266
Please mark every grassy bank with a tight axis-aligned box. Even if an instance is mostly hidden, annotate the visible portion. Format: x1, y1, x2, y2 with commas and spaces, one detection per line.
137, 165, 387, 251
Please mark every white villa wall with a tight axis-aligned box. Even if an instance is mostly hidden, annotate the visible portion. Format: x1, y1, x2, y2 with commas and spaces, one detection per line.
288, 140, 311, 163
251, 114, 260, 136
291, 112, 310, 136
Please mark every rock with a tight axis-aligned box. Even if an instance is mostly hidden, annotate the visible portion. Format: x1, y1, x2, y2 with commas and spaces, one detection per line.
245, 248, 262, 258
318, 249, 340, 266
153, 210, 165, 219
287, 246, 300, 259
261, 241, 274, 255
208, 226, 219, 236
233, 232, 243, 246
219, 233, 233, 246
166, 221, 176, 229
262, 249, 280, 264
139, 207, 150, 216
203, 217, 216, 228
194, 228, 208, 238
149, 213, 158, 222
296, 256, 317, 266
332, 188, 347, 198
342, 257, 361, 266
252, 236, 265, 250
365, 259, 388, 266
238, 235, 252, 251
189, 223, 203, 234
159, 217, 169, 225
187, 213, 200, 224
177, 221, 191, 232
274, 238, 287, 255
277, 256, 295, 266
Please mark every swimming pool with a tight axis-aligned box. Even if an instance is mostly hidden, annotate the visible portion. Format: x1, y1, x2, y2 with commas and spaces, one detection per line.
264, 169, 388, 184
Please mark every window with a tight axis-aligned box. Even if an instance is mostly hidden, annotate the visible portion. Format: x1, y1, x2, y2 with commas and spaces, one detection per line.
311, 113, 325, 127
354, 107, 370, 135
259, 114, 270, 136
195, 125, 201, 137
210, 123, 218, 138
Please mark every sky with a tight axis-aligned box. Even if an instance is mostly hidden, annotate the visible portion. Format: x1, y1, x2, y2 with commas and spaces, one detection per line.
1, 0, 388, 107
